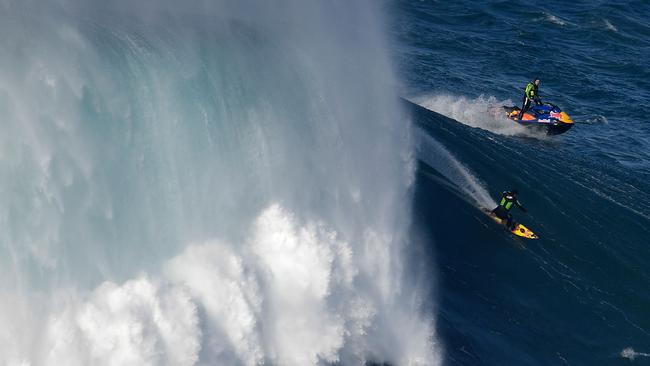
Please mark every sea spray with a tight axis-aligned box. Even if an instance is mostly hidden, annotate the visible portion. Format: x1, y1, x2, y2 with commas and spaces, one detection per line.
410, 94, 547, 138
416, 130, 496, 209
0, 1, 439, 365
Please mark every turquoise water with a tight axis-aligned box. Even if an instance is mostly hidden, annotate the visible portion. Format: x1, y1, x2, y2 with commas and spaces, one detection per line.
0, 3, 436, 365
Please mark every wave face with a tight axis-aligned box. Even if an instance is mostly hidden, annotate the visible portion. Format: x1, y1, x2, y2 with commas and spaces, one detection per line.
0, 2, 438, 365
409, 99, 650, 365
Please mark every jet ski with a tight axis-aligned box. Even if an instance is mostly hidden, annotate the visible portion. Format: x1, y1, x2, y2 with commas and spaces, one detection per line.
503, 102, 574, 135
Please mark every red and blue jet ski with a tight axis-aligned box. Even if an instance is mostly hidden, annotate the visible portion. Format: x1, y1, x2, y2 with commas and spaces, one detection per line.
503, 102, 574, 135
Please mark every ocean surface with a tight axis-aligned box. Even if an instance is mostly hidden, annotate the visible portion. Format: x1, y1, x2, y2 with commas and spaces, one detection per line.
393, 0, 650, 364
0, 1, 648, 365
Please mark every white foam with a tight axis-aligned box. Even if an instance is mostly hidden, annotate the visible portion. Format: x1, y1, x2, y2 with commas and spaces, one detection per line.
621, 347, 650, 360
411, 94, 545, 138
543, 13, 569, 26
44, 278, 201, 366
166, 243, 263, 365
164, 204, 359, 365
0, 204, 439, 366
604, 19, 618, 32
583, 115, 608, 124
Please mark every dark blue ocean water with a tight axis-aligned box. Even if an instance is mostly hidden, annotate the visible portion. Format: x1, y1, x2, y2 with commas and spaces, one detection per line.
394, 0, 650, 174
392, 1, 650, 364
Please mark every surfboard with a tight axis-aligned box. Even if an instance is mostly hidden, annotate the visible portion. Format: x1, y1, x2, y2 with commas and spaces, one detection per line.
483, 209, 539, 239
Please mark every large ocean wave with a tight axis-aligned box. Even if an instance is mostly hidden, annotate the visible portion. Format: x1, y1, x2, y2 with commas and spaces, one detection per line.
0, 2, 438, 365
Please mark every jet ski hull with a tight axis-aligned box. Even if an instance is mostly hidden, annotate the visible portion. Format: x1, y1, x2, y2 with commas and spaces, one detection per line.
503, 104, 574, 135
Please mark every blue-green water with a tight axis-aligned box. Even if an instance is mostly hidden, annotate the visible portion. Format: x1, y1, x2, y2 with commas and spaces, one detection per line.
0, 2, 436, 365
394, 1, 650, 364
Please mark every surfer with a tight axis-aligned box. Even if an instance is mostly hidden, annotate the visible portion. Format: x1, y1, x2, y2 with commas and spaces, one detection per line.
519, 78, 542, 120
491, 189, 527, 230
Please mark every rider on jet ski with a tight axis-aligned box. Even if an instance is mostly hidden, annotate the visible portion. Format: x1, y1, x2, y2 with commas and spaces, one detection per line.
519, 78, 542, 120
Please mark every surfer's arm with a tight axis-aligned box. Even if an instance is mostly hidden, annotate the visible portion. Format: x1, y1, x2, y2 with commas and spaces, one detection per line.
516, 201, 528, 213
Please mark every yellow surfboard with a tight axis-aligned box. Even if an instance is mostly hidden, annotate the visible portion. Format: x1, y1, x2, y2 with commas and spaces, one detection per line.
483, 209, 539, 240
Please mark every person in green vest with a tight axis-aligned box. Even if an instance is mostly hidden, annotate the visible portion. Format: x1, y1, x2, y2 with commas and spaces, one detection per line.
519, 78, 542, 120
491, 189, 527, 230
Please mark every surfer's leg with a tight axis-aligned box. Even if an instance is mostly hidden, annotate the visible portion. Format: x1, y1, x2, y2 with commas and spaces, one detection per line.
506, 214, 515, 230
519, 97, 530, 120
493, 207, 507, 220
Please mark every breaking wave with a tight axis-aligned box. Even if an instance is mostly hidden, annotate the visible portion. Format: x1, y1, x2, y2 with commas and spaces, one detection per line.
0, 1, 439, 365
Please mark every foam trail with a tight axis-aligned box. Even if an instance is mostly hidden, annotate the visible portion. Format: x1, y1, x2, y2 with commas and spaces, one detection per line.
603, 19, 618, 32
0, 1, 439, 365
410, 94, 546, 138
541, 13, 570, 27
621, 347, 650, 361
416, 129, 496, 209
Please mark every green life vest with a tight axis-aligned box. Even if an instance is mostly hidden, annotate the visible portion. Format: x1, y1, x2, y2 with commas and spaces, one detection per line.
500, 196, 515, 210
525, 82, 537, 99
